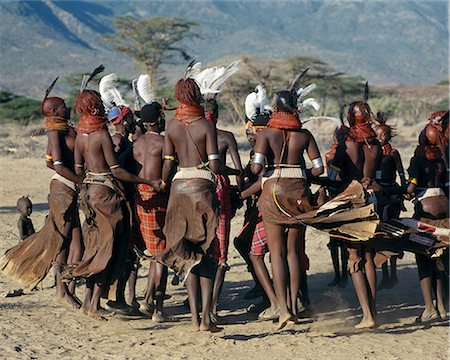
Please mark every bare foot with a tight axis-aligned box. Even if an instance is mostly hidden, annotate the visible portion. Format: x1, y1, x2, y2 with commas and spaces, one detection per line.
276, 312, 293, 330
54, 293, 81, 309
199, 323, 223, 332
87, 310, 108, 321
415, 309, 439, 323
80, 306, 88, 315
354, 317, 376, 329
258, 306, 279, 320
437, 307, 447, 320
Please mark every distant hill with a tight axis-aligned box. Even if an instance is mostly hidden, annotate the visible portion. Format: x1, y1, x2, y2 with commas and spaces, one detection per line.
0, 0, 448, 98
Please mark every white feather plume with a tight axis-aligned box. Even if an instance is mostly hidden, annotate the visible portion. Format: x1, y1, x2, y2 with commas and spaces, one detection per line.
297, 83, 317, 99
299, 98, 321, 112
193, 60, 240, 99
184, 61, 202, 80
99, 73, 127, 110
137, 74, 155, 104
255, 84, 272, 114
245, 92, 258, 120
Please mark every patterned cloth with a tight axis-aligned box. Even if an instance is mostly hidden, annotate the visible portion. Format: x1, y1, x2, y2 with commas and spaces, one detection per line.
214, 174, 232, 263
135, 184, 168, 257
250, 215, 268, 256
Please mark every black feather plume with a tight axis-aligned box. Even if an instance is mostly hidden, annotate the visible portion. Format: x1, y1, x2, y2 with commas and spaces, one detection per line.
363, 81, 369, 102
290, 68, 309, 94
44, 77, 59, 101
339, 104, 346, 126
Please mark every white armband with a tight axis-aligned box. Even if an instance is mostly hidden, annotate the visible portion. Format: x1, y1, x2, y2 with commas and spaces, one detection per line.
311, 157, 324, 168
253, 152, 265, 165
208, 154, 220, 161
53, 160, 63, 166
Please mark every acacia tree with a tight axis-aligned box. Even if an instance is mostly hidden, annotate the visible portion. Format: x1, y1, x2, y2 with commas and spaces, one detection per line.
103, 15, 201, 86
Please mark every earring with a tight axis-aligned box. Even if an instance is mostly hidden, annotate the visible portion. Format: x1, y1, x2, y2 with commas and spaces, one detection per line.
91, 108, 99, 115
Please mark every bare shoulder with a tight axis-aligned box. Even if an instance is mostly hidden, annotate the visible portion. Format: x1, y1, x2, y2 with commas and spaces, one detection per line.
218, 128, 236, 141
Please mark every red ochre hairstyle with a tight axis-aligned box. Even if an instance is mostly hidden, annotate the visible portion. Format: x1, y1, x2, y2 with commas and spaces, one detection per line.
347, 101, 374, 126
175, 78, 203, 106
74, 90, 102, 116
39, 97, 63, 117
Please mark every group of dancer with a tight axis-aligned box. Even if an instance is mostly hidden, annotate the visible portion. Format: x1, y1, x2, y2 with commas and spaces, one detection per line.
1, 60, 448, 332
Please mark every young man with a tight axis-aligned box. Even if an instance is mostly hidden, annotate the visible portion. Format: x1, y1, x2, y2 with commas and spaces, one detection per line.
159, 76, 220, 332
1, 87, 82, 307
331, 100, 382, 329
64, 89, 160, 320
251, 88, 324, 329
133, 102, 169, 322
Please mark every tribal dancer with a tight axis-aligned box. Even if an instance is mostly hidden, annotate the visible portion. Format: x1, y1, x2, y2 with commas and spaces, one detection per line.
63, 66, 161, 320
406, 110, 449, 322
374, 112, 406, 290
159, 62, 221, 332
251, 70, 324, 329
330, 85, 382, 329
1, 77, 82, 307
134, 101, 169, 322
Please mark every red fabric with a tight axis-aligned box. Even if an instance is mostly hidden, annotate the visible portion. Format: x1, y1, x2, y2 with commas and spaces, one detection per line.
174, 103, 204, 123
268, 111, 301, 130
347, 123, 376, 143
112, 106, 131, 125
77, 114, 107, 134
135, 184, 168, 256
213, 174, 232, 263
250, 216, 268, 256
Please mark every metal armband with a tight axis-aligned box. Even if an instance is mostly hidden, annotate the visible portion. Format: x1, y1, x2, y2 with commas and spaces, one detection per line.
53, 160, 63, 166
110, 164, 120, 170
311, 157, 324, 169
208, 154, 220, 161
252, 152, 265, 165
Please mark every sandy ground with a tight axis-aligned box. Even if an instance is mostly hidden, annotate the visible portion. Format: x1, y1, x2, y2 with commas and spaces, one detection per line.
0, 132, 449, 360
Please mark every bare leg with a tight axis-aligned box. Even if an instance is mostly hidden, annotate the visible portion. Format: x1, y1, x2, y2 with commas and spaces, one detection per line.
348, 248, 375, 329
144, 262, 157, 305
387, 257, 398, 288
153, 263, 168, 322
185, 272, 200, 330
234, 236, 263, 298
264, 220, 292, 330
249, 254, 277, 307
340, 244, 348, 284
364, 250, 377, 316
127, 262, 139, 309
328, 238, 341, 286
199, 275, 220, 331
378, 263, 389, 290
80, 277, 94, 315
211, 266, 226, 316
67, 221, 82, 296
287, 227, 301, 319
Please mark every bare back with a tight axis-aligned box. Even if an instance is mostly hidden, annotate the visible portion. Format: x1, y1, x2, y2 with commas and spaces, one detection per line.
256, 128, 320, 166
75, 131, 118, 173
165, 118, 218, 167
133, 132, 164, 180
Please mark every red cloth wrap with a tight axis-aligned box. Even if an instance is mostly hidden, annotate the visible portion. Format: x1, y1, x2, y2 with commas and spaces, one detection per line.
112, 106, 131, 126
250, 216, 268, 256
77, 114, 107, 134
213, 174, 232, 263
135, 184, 168, 257
347, 123, 376, 143
268, 111, 301, 130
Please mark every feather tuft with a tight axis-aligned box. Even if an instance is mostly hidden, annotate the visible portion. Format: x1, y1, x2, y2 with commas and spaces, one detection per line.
183, 59, 202, 80
245, 92, 258, 120
132, 79, 141, 111
363, 81, 369, 102
99, 73, 127, 111
137, 74, 155, 104
193, 60, 240, 99
44, 77, 59, 101
80, 64, 105, 93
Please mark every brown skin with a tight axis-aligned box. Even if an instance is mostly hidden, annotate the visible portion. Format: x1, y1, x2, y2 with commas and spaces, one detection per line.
17, 198, 34, 241
74, 106, 161, 319
251, 127, 323, 327
162, 115, 220, 331
133, 120, 168, 319
42, 98, 82, 307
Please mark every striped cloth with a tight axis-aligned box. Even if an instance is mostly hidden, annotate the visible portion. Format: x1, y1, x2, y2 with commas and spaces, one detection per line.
250, 214, 268, 256
135, 184, 168, 257
213, 174, 232, 263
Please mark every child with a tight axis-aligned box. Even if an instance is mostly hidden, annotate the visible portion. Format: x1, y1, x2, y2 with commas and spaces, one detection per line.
17, 196, 35, 241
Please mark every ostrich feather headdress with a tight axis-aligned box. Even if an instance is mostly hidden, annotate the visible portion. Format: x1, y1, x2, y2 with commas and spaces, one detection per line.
99, 73, 128, 111
290, 68, 320, 113
192, 60, 240, 100
80, 64, 105, 93
245, 84, 272, 121
136, 74, 155, 105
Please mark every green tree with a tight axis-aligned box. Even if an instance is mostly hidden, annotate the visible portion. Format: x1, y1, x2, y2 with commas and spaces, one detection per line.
103, 15, 201, 86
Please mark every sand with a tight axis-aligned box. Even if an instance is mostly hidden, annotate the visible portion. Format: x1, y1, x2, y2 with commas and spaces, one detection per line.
0, 133, 448, 360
